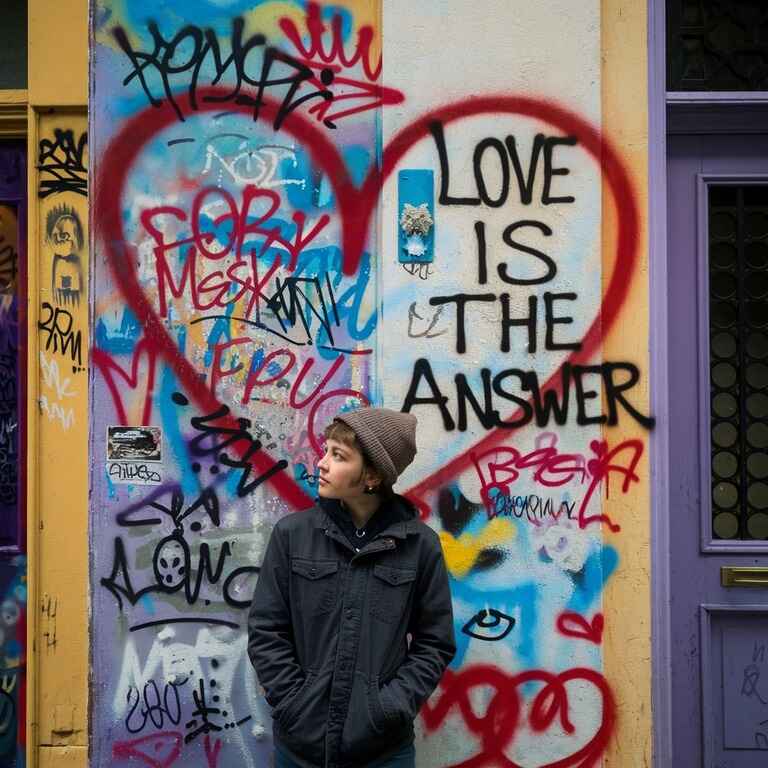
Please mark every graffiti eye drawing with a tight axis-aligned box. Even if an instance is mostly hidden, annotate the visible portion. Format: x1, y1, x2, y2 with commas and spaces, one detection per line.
461, 608, 516, 641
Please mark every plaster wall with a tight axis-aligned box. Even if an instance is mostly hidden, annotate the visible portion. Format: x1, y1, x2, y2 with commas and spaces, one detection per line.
27, 1, 89, 766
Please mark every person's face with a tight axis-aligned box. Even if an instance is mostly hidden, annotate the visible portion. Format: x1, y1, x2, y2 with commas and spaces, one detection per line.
316, 438, 378, 500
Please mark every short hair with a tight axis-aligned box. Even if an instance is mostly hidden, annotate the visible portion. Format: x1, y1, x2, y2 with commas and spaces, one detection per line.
322, 418, 394, 496
324, 418, 359, 449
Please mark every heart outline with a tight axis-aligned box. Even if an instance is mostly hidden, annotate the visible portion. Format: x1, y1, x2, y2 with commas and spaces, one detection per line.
557, 611, 605, 645
94, 89, 638, 509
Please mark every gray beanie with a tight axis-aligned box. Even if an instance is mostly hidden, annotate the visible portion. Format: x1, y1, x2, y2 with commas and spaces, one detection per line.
334, 407, 418, 486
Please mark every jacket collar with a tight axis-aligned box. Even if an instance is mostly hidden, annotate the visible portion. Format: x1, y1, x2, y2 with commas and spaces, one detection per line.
312, 495, 418, 540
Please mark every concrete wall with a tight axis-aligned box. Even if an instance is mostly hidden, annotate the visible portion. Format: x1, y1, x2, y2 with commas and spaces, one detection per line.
32, 0, 651, 765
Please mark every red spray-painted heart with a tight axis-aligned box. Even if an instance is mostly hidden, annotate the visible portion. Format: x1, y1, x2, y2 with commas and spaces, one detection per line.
94, 88, 638, 509
557, 611, 605, 645
422, 664, 615, 768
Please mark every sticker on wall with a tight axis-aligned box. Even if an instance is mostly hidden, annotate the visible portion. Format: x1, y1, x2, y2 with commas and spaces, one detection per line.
398, 169, 434, 278
106, 425, 162, 462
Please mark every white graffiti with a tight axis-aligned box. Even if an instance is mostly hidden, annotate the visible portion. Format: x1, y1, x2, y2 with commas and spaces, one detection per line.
39, 351, 75, 430
114, 625, 266, 767
0, 418, 16, 452
39, 396, 74, 430
40, 351, 76, 400
202, 141, 305, 189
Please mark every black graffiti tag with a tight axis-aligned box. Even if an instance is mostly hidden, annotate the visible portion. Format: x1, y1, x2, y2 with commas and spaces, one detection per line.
112, 19, 334, 128
38, 302, 82, 367
37, 129, 88, 198
125, 680, 183, 734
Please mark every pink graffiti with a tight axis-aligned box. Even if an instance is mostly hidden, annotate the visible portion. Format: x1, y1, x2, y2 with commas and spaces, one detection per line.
141, 185, 330, 319
112, 731, 182, 768
203, 735, 222, 768
92, 337, 160, 426
472, 436, 643, 532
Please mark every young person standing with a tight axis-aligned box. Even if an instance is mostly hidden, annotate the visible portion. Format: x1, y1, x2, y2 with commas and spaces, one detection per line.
248, 407, 455, 768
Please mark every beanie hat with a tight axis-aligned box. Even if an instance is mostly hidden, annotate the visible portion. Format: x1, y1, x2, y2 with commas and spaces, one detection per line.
334, 407, 418, 486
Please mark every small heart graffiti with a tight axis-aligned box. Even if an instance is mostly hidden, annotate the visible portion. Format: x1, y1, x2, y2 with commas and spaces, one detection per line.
556, 611, 605, 645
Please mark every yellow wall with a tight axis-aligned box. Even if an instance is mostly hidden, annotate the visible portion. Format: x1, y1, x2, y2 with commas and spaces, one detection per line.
27, 1, 89, 766
24, 0, 651, 766
602, 0, 652, 764
28, 1, 88, 107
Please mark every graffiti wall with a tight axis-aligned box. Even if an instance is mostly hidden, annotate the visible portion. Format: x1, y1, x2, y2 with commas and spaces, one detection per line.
0, 145, 26, 767
90, 1, 652, 766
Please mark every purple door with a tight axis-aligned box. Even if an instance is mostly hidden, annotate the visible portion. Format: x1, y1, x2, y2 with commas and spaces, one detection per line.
668, 129, 768, 767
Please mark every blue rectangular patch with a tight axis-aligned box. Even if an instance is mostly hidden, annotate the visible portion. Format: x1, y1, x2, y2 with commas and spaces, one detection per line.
398, 169, 434, 264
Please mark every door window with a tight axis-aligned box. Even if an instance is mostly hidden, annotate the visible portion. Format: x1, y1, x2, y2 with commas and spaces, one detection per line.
709, 184, 768, 539
668, 0, 768, 91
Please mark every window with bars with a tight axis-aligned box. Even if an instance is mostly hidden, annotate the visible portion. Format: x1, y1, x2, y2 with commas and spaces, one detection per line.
668, 0, 768, 91
709, 185, 768, 540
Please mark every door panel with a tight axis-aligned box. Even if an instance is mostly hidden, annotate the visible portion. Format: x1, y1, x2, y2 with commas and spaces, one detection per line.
669, 133, 768, 768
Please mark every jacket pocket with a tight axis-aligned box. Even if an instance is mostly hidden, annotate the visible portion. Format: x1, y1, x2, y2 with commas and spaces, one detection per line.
291, 558, 339, 615
277, 669, 333, 765
370, 565, 417, 623
341, 673, 400, 761
275, 670, 317, 729
367, 677, 391, 734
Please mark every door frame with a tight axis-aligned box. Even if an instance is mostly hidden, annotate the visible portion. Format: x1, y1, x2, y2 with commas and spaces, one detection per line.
648, 2, 672, 763
648, 1, 768, 765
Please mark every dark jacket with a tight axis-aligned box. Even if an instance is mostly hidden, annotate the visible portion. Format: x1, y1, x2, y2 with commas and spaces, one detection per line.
248, 495, 456, 768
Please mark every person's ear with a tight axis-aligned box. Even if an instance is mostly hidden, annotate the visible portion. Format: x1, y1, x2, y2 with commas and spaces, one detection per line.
362, 466, 383, 493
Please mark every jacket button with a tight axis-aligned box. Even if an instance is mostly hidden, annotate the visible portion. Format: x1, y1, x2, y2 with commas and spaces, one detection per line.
310, 568, 316, 575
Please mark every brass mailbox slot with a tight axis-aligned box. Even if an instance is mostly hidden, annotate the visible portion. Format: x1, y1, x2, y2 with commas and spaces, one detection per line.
721, 566, 768, 587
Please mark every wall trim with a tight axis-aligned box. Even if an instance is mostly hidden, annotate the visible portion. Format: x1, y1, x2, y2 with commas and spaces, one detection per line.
25, 104, 40, 768
667, 91, 768, 104
0, 90, 27, 139
668, 102, 768, 135
648, 0, 672, 766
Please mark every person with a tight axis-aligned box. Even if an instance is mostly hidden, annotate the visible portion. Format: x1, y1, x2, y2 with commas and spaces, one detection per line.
248, 407, 456, 768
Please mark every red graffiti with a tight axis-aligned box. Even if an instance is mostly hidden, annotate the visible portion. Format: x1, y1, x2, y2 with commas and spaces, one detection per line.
556, 612, 604, 645
203, 735, 222, 768
92, 337, 160, 426
308, 72, 405, 128
472, 437, 643, 532
112, 731, 182, 768
280, 2, 382, 82
421, 665, 615, 768
209, 339, 371, 430
278, 3, 404, 126
95, 89, 638, 513
142, 185, 329, 318
576, 439, 643, 532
